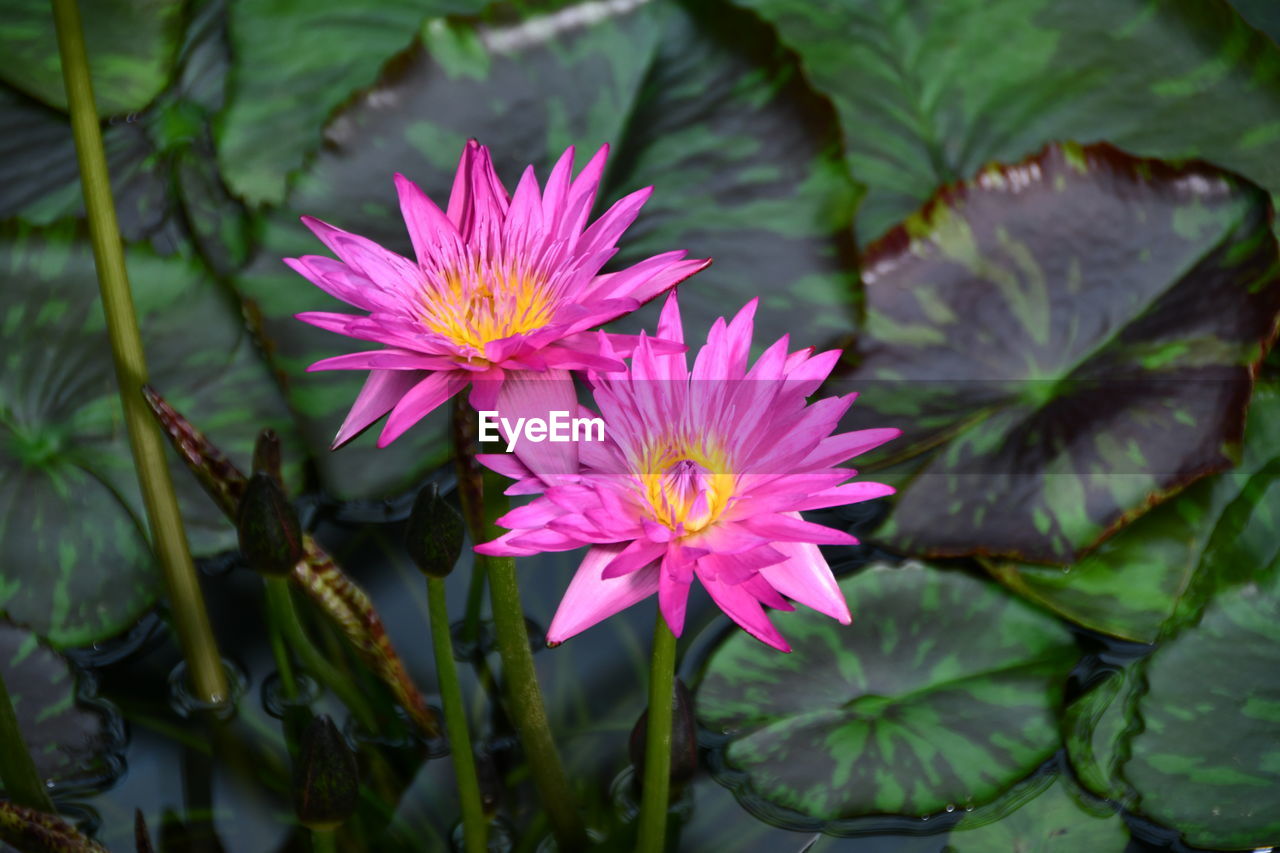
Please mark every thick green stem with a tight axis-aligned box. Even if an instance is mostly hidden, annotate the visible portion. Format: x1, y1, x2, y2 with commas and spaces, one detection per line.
428, 577, 488, 853
0, 671, 55, 813
269, 578, 380, 733
51, 0, 227, 705
264, 578, 299, 701
635, 615, 677, 853
453, 400, 586, 851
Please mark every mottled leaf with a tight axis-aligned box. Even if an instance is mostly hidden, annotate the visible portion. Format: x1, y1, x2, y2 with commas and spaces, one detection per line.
1065, 565, 1280, 849
696, 562, 1079, 821
0, 619, 123, 795
731, 0, 1280, 244
217, 0, 487, 205
1230, 0, 1280, 45
986, 382, 1280, 641
0, 0, 184, 116
947, 773, 1129, 852
235, 0, 858, 497
0, 223, 299, 646
840, 143, 1280, 564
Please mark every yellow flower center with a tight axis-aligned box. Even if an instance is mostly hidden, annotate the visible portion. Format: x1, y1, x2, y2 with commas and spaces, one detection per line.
419, 264, 556, 355
638, 440, 734, 533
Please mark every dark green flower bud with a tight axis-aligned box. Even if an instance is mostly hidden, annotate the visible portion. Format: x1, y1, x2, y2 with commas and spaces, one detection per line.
237, 471, 303, 576
630, 677, 697, 793
404, 483, 464, 579
134, 809, 154, 853
293, 714, 359, 831
252, 428, 283, 485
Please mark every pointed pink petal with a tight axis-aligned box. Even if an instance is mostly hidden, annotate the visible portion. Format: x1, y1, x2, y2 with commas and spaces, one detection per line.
394, 173, 462, 265
697, 568, 790, 652
601, 538, 666, 579
802, 427, 902, 468
284, 256, 394, 313
578, 186, 652, 255
446, 140, 479, 228
494, 368, 579, 476
476, 452, 533, 481
759, 538, 851, 624
377, 371, 467, 447
496, 497, 564, 529
547, 543, 660, 645
301, 216, 419, 289
659, 570, 692, 638
306, 349, 457, 371
332, 369, 427, 449
792, 481, 896, 511
737, 512, 859, 545
541, 146, 575, 229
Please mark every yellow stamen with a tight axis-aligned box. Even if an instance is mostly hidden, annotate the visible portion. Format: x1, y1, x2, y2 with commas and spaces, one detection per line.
419, 263, 556, 354
637, 439, 734, 533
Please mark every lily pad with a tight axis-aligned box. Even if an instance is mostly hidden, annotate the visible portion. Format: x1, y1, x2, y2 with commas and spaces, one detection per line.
0, 0, 185, 116
842, 142, 1280, 564
0, 619, 124, 794
730, 0, 1280, 243
0, 223, 299, 646
696, 562, 1079, 822
985, 382, 1280, 641
946, 773, 1129, 852
233, 0, 859, 497
1065, 563, 1280, 849
217, 0, 487, 205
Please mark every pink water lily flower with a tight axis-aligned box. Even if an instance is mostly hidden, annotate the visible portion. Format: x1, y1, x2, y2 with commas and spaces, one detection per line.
474, 294, 900, 651
286, 141, 710, 448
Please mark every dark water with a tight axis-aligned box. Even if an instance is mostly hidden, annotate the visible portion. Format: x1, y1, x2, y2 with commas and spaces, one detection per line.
21, 484, 1245, 853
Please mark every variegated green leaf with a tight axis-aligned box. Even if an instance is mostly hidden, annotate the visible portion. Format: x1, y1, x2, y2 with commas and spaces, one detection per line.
0, 619, 123, 796
841, 143, 1280, 564
696, 563, 1079, 821
985, 382, 1280, 641
234, 0, 858, 497
0, 223, 299, 646
947, 773, 1129, 852
1065, 563, 1280, 849
730, 0, 1280, 245
0, 0, 185, 116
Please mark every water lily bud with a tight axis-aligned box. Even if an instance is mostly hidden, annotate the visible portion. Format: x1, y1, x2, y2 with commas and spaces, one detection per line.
293, 714, 359, 831
134, 809, 154, 853
630, 677, 698, 792
252, 428, 283, 484
237, 471, 304, 576
404, 483, 464, 579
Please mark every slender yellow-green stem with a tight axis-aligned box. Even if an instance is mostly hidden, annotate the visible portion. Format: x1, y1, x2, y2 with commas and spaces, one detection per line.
263, 578, 299, 701
51, 0, 227, 705
267, 578, 380, 734
635, 615, 677, 853
453, 399, 586, 851
428, 577, 488, 853
0, 671, 56, 813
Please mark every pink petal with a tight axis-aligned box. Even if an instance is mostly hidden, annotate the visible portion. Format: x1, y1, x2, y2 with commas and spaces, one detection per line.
496, 498, 564, 529
802, 427, 902, 468
306, 349, 457, 372
658, 570, 692, 637
697, 568, 790, 652
394, 173, 462, 265
332, 369, 427, 449
541, 146, 575, 231
602, 538, 666, 579
792, 481, 896, 512
577, 186, 653, 256
759, 538, 850, 624
546, 543, 661, 644
494, 369, 579, 476
377, 371, 467, 447
284, 256, 393, 313
476, 452, 532, 481
301, 216, 419, 289
737, 512, 859, 545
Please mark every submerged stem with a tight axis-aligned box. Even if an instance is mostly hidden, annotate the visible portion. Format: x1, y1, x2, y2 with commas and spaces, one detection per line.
453, 398, 586, 851
0, 671, 55, 813
51, 0, 227, 704
428, 577, 488, 853
635, 615, 678, 853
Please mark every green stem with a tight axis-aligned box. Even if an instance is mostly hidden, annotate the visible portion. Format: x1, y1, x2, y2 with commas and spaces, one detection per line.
453, 400, 586, 851
270, 579, 380, 733
635, 615, 677, 853
428, 577, 488, 853
264, 578, 299, 701
311, 828, 338, 853
51, 0, 227, 705
0, 671, 55, 813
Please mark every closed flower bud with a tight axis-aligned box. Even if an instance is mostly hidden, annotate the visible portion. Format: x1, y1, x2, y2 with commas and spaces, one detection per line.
252, 428, 283, 484
630, 677, 698, 792
404, 483, 464, 579
293, 714, 359, 830
237, 471, 303, 576
134, 809, 154, 853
